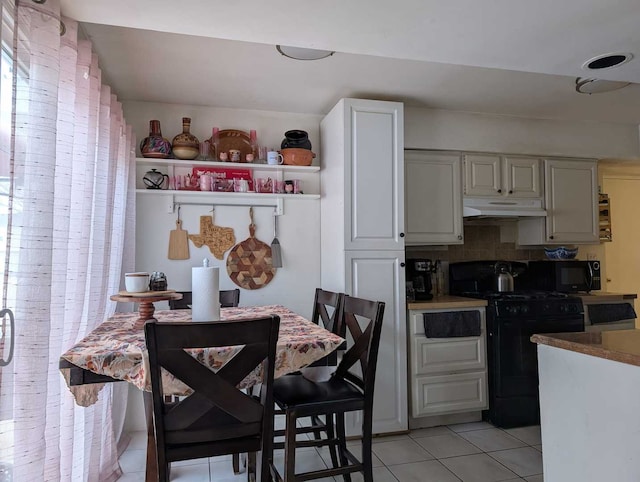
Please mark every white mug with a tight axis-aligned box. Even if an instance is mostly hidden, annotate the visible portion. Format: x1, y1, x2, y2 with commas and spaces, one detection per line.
267, 151, 284, 165
125, 272, 150, 293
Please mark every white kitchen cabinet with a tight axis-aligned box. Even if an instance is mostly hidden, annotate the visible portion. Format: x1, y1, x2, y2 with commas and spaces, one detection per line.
405, 150, 463, 245
321, 98, 404, 251
464, 154, 541, 198
518, 158, 598, 245
320, 98, 407, 435
344, 251, 407, 435
408, 307, 488, 419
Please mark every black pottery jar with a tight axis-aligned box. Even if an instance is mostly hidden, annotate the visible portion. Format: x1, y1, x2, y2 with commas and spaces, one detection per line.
281, 130, 312, 150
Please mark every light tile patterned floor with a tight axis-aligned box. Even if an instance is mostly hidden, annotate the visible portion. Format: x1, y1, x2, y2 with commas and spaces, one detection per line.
118, 421, 544, 481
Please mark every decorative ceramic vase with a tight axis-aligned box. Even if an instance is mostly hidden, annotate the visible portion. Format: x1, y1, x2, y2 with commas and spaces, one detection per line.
281, 130, 312, 150
172, 117, 200, 160
140, 120, 172, 158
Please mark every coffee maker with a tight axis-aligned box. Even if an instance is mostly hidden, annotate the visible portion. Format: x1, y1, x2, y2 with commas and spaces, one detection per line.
406, 258, 433, 301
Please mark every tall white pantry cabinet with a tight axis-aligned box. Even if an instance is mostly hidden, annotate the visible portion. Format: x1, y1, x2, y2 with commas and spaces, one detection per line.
320, 98, 407, 435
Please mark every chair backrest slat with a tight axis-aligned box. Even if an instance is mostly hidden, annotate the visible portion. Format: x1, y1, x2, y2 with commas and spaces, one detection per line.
312, 288, 344, 336
333, 297, 385, 394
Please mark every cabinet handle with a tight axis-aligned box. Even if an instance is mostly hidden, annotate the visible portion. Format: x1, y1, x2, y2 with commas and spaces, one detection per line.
497, 189, 502, 193
549, 235, 554, 240
399, 232, 405, 238
457, 235, 463, 240
509, 190, 513, 194
400, 262, 405, 268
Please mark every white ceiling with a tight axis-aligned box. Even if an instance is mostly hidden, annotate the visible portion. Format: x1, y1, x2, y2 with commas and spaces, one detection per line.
61, 0, 640, 123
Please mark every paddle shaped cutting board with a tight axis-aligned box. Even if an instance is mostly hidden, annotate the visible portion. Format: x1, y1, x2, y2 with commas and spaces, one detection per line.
226, 208, 276, 290
168, 219, 190, 260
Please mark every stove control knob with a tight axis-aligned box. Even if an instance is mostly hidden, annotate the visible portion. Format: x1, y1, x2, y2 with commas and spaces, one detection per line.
559, 304, 567, 313
569, 304, 578, 313
521, 305, 529, 314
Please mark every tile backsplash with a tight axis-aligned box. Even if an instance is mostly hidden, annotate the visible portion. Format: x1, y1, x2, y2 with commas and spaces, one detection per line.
407, 225, 546, 263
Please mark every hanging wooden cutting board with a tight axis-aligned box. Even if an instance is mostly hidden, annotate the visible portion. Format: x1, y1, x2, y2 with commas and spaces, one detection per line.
189, 215, 236, 260
168, 219, 190, 260
227, 208, 276, 290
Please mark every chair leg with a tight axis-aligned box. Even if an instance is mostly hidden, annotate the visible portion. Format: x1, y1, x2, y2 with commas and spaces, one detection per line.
335, 412, 351, 482
323, 412, 340, 470
284, 409, 298, 481
157, 461, 169, 482
233, 453, 241, 474
362, 412, 374, 482
247, 451, 257, 482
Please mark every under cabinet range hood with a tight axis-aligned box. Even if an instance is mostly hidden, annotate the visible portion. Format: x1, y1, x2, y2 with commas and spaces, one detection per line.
463, 197, 547, 218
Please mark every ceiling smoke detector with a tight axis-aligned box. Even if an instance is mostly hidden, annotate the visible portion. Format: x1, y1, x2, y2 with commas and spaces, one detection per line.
582, 53, 633, 71
575, 77, 631, 94
276, 45, 334, 61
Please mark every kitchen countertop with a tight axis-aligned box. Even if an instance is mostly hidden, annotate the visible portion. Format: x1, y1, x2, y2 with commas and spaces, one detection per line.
575, 292, 637, 303
531, 329, 640, 367
408, 295, 488, 310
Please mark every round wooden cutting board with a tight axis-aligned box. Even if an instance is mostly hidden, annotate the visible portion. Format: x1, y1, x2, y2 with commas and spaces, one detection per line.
226, 208, 276, 290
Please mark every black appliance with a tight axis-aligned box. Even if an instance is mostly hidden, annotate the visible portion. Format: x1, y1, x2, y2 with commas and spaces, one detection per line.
406, 258, 433, 301
450, 260, 585, 428
523, 260, 601, 293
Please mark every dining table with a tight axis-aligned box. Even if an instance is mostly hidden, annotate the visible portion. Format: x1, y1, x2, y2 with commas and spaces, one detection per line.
59, 304, 345, 481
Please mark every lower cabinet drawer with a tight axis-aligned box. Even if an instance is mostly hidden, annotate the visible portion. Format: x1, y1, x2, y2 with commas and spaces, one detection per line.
412, 371, 488, 417
412, 336, 485, 375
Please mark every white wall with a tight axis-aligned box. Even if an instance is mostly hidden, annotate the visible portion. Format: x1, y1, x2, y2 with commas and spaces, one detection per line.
405, 107, 640, 159
124, 101, 323, 317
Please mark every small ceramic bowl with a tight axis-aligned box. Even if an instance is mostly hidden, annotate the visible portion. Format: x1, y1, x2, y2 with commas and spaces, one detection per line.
544, 247, 578, 260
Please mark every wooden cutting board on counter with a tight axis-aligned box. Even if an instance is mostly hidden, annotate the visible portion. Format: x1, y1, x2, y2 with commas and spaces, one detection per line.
226, 208, 276, 290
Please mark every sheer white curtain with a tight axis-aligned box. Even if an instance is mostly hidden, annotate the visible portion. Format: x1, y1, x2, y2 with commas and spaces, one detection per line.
0, 0, 136, 480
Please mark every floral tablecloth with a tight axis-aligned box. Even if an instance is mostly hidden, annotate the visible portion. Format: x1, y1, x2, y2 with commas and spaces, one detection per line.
60, 305, 345, 407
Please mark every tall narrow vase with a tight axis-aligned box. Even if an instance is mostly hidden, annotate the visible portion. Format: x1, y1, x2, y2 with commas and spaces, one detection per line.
140, 120, 172, 158
172, 117, 200, 160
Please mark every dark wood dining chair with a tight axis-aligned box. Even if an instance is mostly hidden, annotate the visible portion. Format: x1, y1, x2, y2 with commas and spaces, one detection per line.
269, 296, 385, 482
168, 288, 241, 309
144, 315, 279, 482
167, 288, 244, 473
272, 288, 345, 466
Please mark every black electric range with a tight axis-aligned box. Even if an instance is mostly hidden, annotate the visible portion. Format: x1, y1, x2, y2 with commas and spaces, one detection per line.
450, 261, 585, 428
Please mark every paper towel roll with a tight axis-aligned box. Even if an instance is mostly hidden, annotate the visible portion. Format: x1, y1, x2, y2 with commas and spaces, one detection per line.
192, 266, 220, 322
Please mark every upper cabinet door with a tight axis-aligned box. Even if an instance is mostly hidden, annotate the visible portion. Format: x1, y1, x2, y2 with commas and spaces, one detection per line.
544, 159, 598, 243
464, 154, 502, 196
405, 151, 463, 245
503, 157, 542, 198
345, 100, 404, 250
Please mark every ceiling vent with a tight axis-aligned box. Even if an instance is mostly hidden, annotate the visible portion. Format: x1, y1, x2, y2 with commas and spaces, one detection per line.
582, 53, 633, 71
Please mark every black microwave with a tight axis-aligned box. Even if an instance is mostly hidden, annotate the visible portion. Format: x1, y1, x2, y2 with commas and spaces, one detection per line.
525, 260, 601, 293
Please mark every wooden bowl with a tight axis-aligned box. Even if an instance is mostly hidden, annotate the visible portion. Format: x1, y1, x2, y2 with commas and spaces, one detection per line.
281, 148, 315, 166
